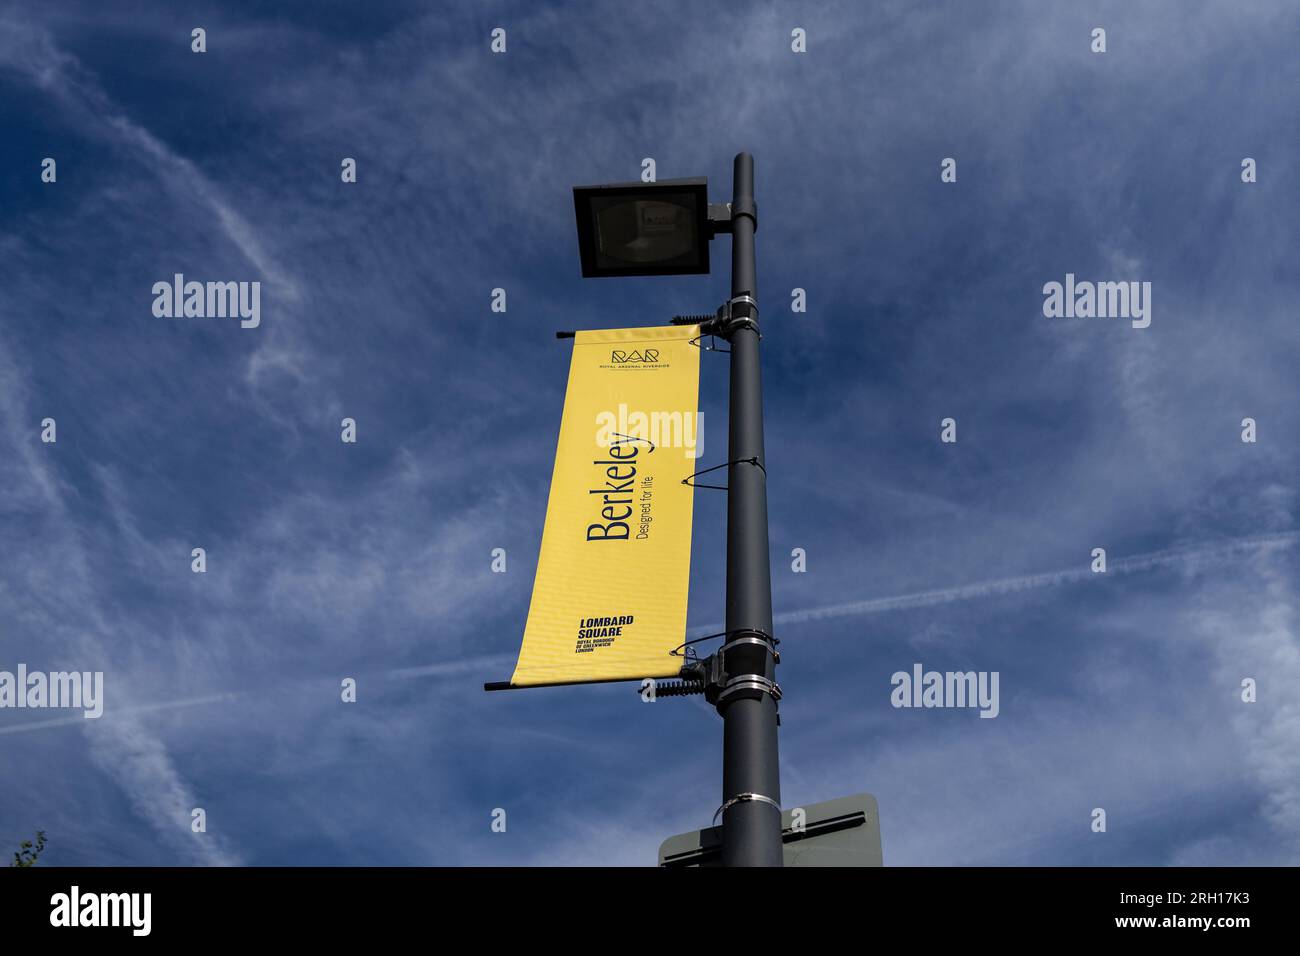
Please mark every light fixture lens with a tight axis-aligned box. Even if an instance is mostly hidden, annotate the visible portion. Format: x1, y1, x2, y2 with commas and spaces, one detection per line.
594, 196, 697, 267
573, 177, 709, 277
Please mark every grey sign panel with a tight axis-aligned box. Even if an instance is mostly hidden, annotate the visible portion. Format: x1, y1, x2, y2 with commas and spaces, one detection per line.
658, 793, 882, 867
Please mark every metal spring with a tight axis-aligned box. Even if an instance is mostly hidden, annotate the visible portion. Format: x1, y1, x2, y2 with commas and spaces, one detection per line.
651, 678, 706, 697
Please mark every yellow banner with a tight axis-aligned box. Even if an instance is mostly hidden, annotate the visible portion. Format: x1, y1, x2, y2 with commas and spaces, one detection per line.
507, 325, 701, 687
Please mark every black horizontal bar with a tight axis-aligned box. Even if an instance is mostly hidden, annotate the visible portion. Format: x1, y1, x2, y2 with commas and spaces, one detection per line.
483, 674, 669, 692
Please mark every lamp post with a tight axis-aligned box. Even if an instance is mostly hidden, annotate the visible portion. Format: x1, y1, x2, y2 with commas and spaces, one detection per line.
715, 153, 782, 867
572, 153, 783, 867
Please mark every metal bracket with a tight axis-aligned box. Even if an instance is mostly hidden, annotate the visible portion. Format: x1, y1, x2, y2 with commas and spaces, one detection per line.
705, 197, 757, 238
730, 195, 757, 231
672, 294, 761, 341
690, 633, 781, 712
715, 295, 760, 339
706, 202, 733, 237
645, 630, 780, 706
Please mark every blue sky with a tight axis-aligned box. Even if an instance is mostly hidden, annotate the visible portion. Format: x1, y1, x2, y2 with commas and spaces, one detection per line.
1, 0, 1298, 866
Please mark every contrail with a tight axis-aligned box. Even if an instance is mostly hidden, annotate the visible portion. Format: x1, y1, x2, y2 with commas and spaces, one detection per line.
0, 692, 245, 737
0, 655, 513, 737
687, 531, 1299, 637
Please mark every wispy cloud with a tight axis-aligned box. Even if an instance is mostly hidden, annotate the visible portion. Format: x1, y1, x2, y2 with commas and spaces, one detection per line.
0, 338, 240, 864
0, 16, 297, 297
762, 532, 1298, 630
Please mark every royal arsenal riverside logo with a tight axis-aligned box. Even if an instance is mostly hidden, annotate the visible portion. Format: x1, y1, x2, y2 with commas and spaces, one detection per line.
611, 348, 660, 363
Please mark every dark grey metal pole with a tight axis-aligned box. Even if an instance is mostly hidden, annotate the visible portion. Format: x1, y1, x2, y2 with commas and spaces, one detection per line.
717, 152, 783, 867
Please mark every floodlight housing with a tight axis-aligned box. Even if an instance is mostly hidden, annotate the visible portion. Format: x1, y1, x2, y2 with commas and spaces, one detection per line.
572, 177, 710, 278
